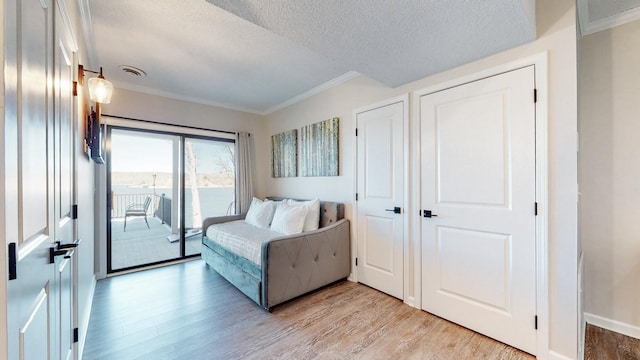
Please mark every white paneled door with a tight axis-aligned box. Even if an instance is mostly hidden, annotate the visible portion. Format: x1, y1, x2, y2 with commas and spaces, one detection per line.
54, 1, 78, 359
356, 98, 406, 299
420, 66, 537, 354
5, 0, 78, 359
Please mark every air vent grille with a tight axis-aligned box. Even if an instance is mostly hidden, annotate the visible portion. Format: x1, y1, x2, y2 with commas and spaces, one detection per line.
119, 65, 147, 77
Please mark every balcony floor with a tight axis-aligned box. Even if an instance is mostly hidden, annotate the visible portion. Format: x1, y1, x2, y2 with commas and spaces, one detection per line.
111, 216, 201, 270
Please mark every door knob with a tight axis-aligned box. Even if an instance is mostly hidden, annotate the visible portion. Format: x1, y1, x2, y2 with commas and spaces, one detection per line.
49, 247, 72, 264
423, 210, 438, 218
385, 207, 402, 214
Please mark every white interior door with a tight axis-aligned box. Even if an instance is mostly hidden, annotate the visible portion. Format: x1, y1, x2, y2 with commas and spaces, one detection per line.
54, 1, 78, 358
420, 66, 537, 354
5, 0, 59, 359
356, 99, 405, 299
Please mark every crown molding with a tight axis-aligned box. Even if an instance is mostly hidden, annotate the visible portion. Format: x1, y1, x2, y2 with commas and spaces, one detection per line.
111, 81, 265, 115
578, 0, 640, 36
77, 0, 98, 66
263, 71, 360, 115
57, 0, 79, 51
111, 71, 362, 117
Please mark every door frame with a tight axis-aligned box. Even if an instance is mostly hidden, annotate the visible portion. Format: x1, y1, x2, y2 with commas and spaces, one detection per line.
96, 116, 236, 277
413, 52, 549, 357
352, 94, 411, 303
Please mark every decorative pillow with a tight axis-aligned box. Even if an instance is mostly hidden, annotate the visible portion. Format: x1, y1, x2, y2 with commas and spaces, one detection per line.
270, 200, 309, 235
287, 198, 321, 232
244, 197, 276, 229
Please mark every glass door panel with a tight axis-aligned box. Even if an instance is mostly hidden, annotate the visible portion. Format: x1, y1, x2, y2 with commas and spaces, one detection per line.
184, 137, 235, 256
109, 129, 182, 271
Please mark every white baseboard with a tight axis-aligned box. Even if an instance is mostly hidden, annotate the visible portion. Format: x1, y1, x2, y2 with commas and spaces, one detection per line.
77, 275, 97, 359
404, 296, 417, 309
584, 312, 640, 340
548, 350, 576, 360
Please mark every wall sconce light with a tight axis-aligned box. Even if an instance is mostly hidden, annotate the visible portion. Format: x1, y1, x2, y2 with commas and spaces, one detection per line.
77, 65, 113, 104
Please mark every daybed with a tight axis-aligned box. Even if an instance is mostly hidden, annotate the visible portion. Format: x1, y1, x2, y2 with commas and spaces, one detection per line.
201, 198, 350, 310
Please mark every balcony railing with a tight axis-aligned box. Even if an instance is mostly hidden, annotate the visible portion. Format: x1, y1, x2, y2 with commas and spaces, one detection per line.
111, 192, 166, 219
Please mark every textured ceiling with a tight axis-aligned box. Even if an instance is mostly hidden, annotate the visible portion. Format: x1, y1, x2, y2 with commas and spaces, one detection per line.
208, 0, 536, 87
88, 0, 536, 115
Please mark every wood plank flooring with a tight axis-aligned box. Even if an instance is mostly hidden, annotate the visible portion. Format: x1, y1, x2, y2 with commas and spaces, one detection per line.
585, 323, 640, 359
85, 261, 636, 360
83, 260, 534, 359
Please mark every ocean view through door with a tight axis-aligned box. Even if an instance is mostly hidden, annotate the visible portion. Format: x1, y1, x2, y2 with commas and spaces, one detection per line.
108, 127, 235, 272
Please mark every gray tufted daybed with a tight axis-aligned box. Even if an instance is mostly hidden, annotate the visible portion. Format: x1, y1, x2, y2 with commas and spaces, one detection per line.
201, 198, 350, 310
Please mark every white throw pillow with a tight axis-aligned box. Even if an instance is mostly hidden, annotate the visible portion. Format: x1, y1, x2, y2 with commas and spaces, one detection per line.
270, 201, 309, 235
244, 197, 276, 229
287, 198, 321, 232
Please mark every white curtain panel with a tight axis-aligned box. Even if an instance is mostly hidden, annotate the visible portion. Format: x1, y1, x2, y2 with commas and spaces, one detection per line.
235, 132, 254, 214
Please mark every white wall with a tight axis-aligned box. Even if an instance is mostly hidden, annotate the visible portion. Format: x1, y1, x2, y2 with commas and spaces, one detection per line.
580, 19, 640, 338
96, 89, 267, 277
263, 0, 578, 358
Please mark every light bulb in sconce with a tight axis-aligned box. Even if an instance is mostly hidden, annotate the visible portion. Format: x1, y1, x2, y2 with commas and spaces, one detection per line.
78, 65, 114, 104
88, 76, 113, 104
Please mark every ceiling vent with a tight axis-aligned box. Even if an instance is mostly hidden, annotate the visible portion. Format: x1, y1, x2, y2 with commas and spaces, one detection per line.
119, 65, 147, 78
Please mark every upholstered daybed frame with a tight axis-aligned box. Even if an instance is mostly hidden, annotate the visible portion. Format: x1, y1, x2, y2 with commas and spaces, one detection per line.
201, 198, 350, 310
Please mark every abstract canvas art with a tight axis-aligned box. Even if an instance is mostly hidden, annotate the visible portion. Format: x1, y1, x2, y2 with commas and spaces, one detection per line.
271, 129, 297, 177
300, 117, 339, 177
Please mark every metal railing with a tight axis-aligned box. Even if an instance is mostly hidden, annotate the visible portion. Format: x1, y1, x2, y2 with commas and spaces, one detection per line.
111, 192, 164, 219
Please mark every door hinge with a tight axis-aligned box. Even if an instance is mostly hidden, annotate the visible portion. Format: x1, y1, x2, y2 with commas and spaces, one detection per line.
73, 81, 78, 96
72, 204, 78, 219
355, 128, 358, 136
73, 327, 79, 343
8, 243, 17, 280
355, 193, 359, 201
355, 258, 358, 266
534, 89, 538, 103
534, 202, 539, 216
534, 315, 538, 330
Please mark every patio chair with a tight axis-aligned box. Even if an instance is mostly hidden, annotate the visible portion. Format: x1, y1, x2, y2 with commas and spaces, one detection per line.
124, 196, 152, 231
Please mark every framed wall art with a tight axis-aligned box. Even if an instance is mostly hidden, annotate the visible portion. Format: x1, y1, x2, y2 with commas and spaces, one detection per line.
271, 129, 297, 177
300, 117, 339, 177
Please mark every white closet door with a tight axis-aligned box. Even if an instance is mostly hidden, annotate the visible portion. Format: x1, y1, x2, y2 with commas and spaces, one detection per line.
420, 66, 537, 354
356, 99, 406, 299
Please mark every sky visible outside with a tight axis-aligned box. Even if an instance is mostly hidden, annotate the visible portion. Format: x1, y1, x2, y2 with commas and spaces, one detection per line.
110, 130, 234, 174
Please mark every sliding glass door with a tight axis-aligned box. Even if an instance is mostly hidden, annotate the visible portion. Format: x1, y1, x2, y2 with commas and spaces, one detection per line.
107, 127, 235, 272
184, 137, 235, 256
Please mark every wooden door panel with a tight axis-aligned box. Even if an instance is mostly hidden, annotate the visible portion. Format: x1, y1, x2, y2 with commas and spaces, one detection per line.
58, 255, 74, 360
421, 66, 536, 354
356, 100, 405, 300
6, 0, 58, 359
363, 215, 395, 273
19, 289, 50, 360
436, 227, 511, 311
57, 37, 73, 221
54, 2, 77, 359
436, 92, 509, 206
20, 0, 51, 244
363, 117, 393, 198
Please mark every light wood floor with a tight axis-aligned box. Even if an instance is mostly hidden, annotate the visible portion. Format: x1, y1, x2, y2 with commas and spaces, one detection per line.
585, 323, 640, 359
84, 260, 633, 359
83, 260, 534, 359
